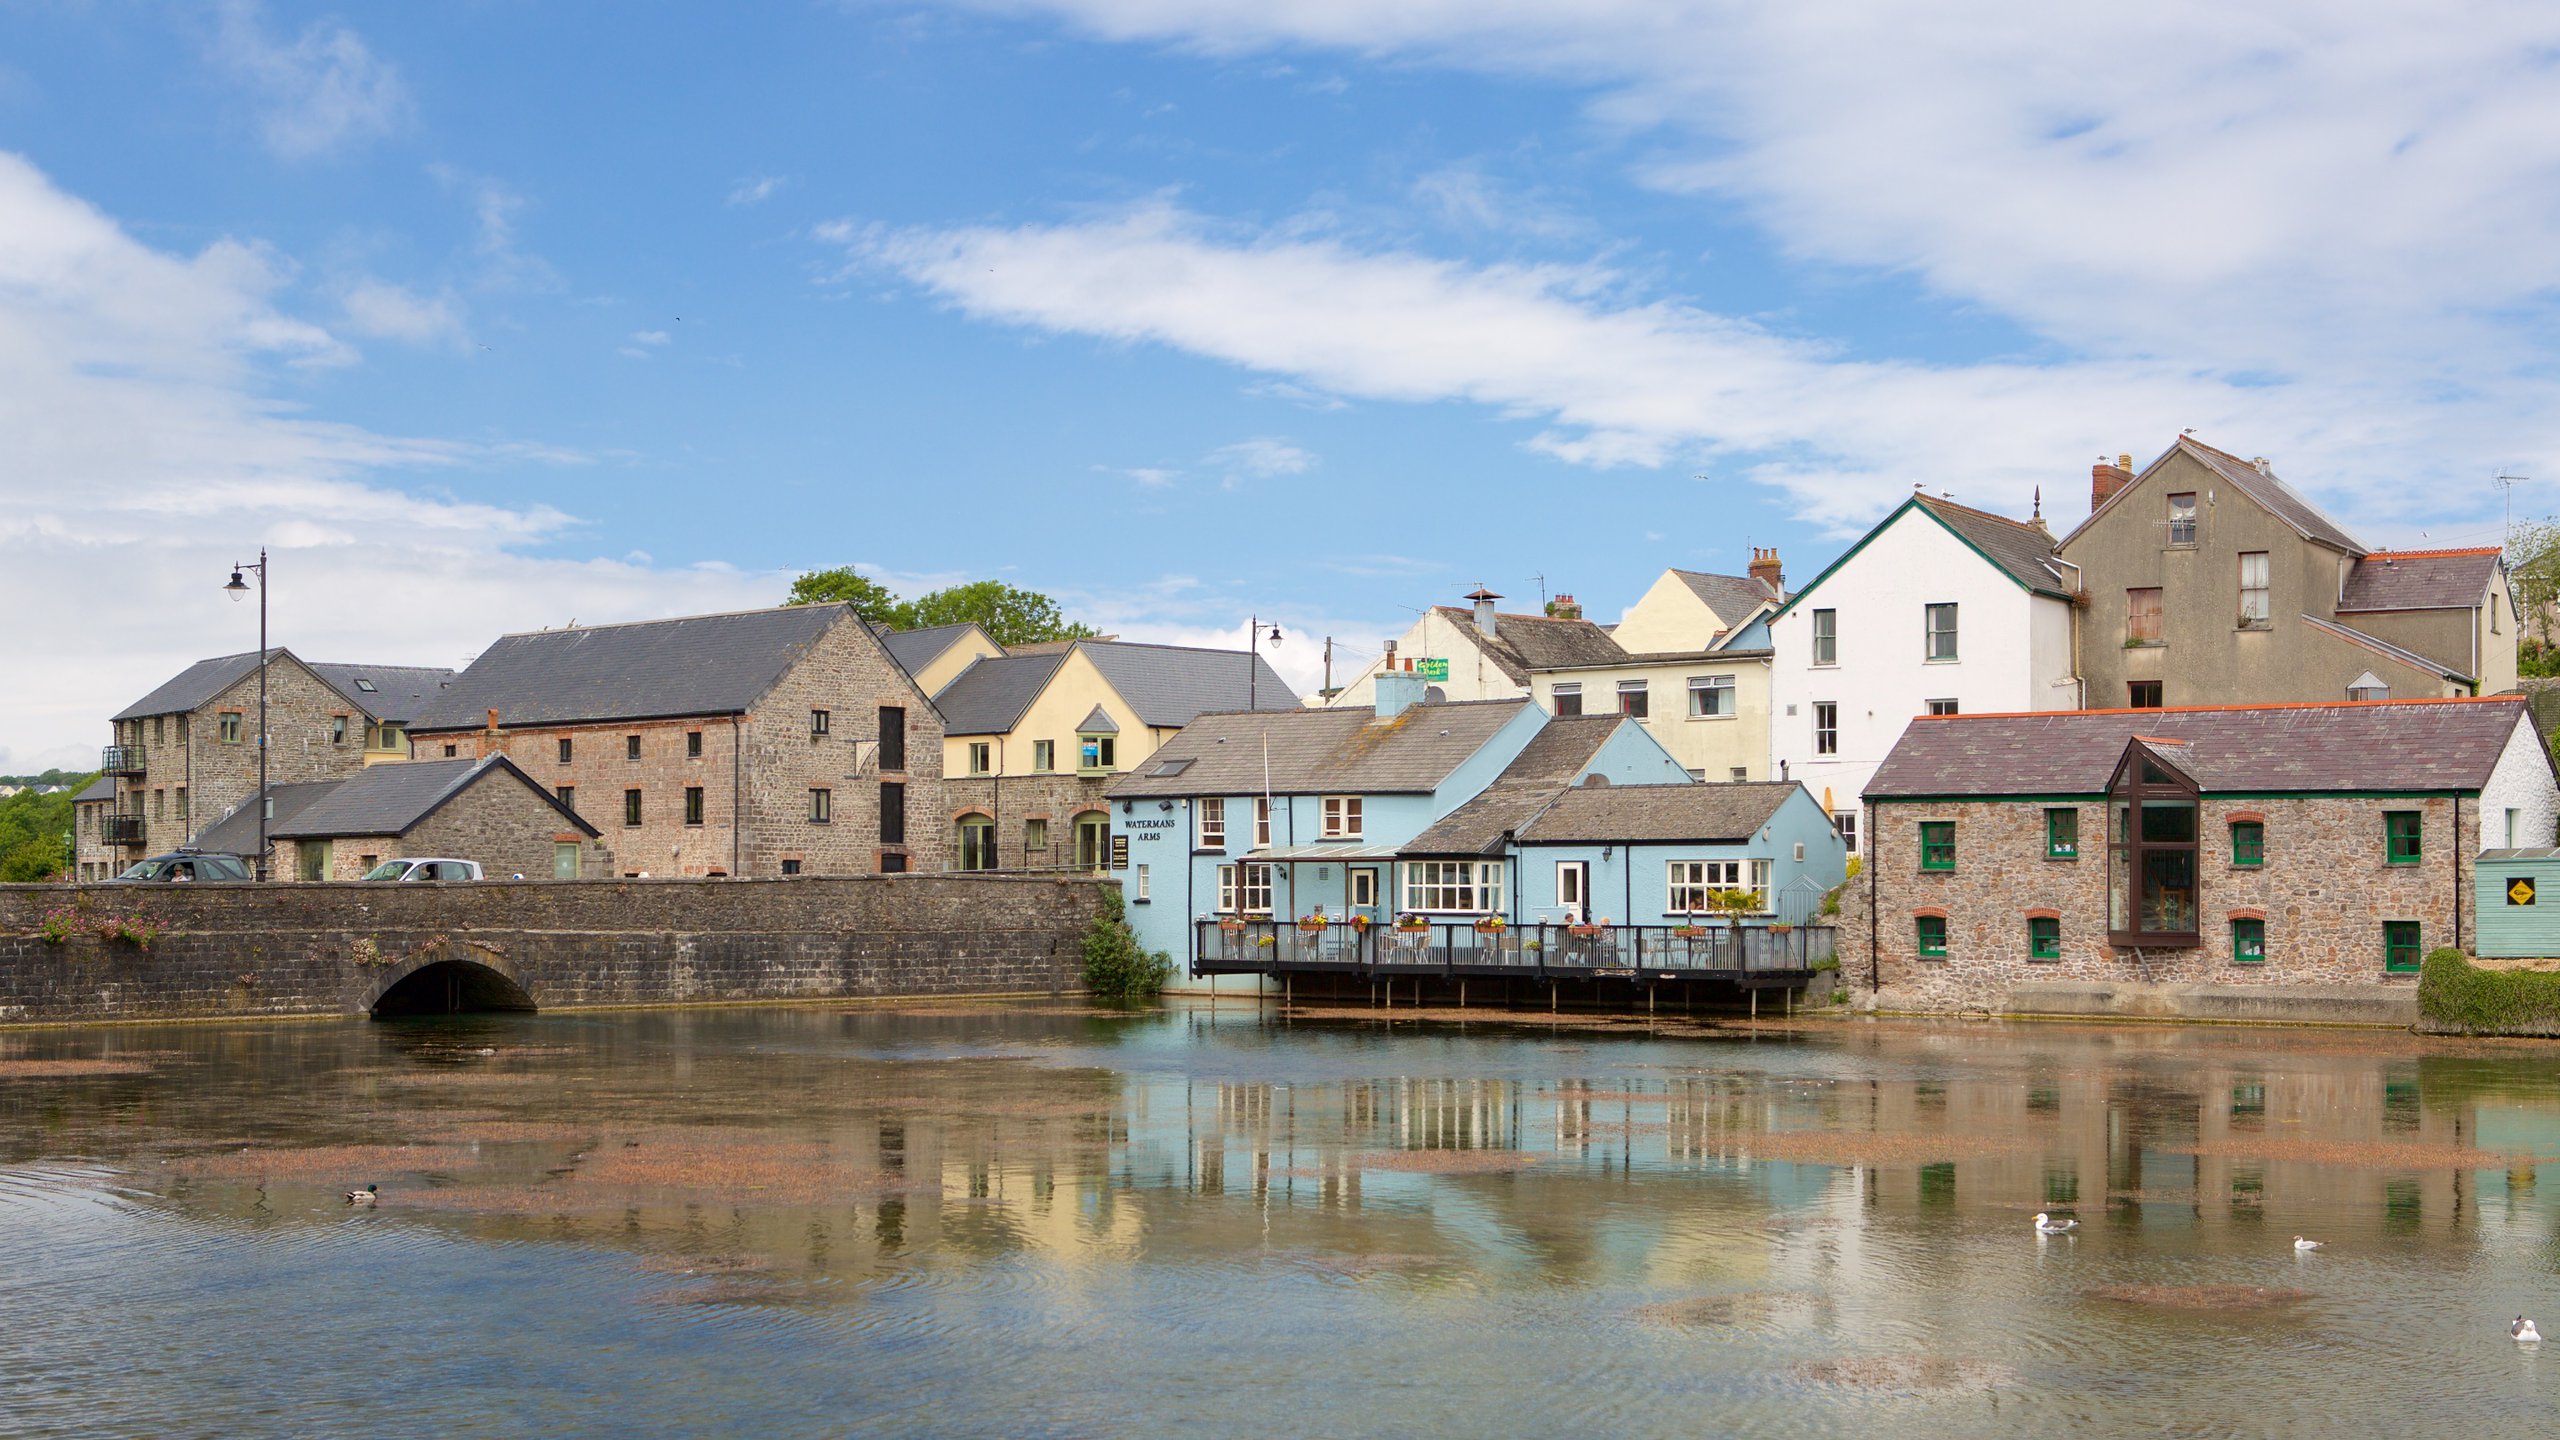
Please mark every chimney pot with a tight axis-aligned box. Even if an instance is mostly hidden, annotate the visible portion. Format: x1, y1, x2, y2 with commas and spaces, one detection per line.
1748, 546, 1784, 591
2091, 453, 2136, 511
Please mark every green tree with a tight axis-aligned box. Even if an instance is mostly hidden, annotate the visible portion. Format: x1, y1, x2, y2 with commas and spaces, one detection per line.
0, 775, 86, 882
901, 581, 1097, 647
782, 567, 903, 626
2509, 518, 2560, 658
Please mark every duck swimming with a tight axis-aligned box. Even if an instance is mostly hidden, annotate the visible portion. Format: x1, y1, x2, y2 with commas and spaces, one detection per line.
2515, 1317, 2542, 1344
2293, 1235, 2322, 1251
345, 1184, 379, 1206
2032, 1212, 2077, 1234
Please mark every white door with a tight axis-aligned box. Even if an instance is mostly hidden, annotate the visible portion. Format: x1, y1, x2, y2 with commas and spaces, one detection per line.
1556, 862, 1588, 923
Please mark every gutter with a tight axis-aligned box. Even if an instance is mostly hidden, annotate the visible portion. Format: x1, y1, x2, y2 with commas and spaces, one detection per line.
1868, 799, 1880, 993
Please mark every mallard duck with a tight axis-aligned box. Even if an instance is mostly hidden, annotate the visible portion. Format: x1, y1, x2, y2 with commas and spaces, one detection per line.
2032, 1212, 2077, 1234
2514, 1316, 2542, 1343
345, 1184, 379, 1206
2293, 1235, 2322, 1251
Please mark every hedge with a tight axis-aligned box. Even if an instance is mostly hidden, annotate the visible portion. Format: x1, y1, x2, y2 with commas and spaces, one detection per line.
2417, 947, 2560, 1036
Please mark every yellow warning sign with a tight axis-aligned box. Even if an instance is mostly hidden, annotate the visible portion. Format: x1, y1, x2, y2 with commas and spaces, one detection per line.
2509, 877, 2537, 907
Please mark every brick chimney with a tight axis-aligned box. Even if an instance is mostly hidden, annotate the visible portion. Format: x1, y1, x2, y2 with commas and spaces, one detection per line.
1544, 593, 1582, 620
2091, 452, 2135, 511
478, 707, 501, 760
1748, 546, 1783, 593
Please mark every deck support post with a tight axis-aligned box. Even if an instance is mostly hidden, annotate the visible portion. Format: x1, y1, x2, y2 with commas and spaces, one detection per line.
1750, 989, 1758, 1020
1647, 984, 1655, 1017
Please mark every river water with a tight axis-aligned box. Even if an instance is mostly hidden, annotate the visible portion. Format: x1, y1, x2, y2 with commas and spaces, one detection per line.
3, 1004, 2557, 1437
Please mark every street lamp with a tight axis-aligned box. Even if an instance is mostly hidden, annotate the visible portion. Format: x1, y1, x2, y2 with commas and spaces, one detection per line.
1247, 617, 1282, 710
224, 549, 270, 881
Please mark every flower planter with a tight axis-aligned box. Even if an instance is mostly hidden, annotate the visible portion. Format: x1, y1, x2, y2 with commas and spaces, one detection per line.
1568, 925, 1606, 940
1473, 920, 1507, 935
1296, 919, 1330, 934
1671, 926, 1708, 939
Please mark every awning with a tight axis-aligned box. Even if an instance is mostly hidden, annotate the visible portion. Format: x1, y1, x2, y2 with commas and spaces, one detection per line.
1242, 844, 1403, 864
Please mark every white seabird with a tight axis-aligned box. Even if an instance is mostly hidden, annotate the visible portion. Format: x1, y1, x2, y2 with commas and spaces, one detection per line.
2033, 1212, 2077, 1234
2293, 1235, 2322, 1252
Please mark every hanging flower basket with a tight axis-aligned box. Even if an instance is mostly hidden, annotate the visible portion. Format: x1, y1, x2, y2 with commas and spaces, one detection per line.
1769, 923, 1795, 935
1394, 914, 1429, 932
1671, 924, 1708, 939
1296, 916, 1330, 933
1218, 917, 1246, 932
1568, 924, 1606, 940
1350, 914, 1372, 930
1253, 934, 1277, 948
1474, 917, 1507, 935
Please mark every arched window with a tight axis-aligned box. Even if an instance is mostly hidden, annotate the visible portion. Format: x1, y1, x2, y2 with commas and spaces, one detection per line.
957, 815, 997, 872
2108, 739, 2199, 947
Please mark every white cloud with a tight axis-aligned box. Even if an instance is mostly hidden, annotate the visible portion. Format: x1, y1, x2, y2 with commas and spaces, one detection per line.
1208, 436, 1316, 478
728, 174, 787, 206
210, 0, 411, 158
630, 329, 672, 345
337, 280, 468, 349
0, 152, 782, 764
431, 165, 561, 292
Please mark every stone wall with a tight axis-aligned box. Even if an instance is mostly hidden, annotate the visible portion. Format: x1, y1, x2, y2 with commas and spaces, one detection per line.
742, 618, 948, 876
1843, 793, 2472, 1022
115, 656, 376, 859
442, 715, 739, 876
945, 774, 1112, 870
0, 874, 1105, 1025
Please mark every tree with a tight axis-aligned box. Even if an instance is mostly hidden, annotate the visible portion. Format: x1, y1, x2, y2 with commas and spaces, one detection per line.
2509, 518, 2560, 656
900, 581, 1097, 647
783, 567, 902, 626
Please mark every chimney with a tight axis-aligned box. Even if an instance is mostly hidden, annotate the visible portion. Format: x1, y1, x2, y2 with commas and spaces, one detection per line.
1376, 658, 1427, 719
1466, 586, 1502, 638
2251, 456, 2272, 475
1748, 546, 1784, 592
1544, 593, 1583, 620
478, 707, 502, 760
2091, 453, 2135, 511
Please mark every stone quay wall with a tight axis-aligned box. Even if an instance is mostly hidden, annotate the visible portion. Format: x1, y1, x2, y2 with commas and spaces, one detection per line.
0, 875, 1108, 1025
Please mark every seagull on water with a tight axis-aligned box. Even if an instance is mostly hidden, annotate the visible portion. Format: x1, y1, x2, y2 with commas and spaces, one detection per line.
2033, 1212, 2078, 1234
345, 1184, 379, 1206
2515, 1317, 2542, 1344
2293, 1235, 2322, 1251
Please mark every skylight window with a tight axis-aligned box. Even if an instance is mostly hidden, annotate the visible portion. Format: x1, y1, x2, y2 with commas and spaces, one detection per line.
354, 678, 377, 692
1152, 758, 1194, 777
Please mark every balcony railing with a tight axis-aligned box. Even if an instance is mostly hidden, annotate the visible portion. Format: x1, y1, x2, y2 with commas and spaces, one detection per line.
100, 813, 146, 846
101, 745, 144, 777
1193, 919, 1835, 977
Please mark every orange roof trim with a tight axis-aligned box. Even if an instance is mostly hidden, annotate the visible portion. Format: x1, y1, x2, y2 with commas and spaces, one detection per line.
1912, 694, 2524, 723
2362, 547, 2502, 560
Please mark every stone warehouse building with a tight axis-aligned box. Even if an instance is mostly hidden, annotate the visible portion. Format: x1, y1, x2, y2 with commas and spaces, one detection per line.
931, 638, 1296, 872
71, 773, 118, 882
405, 604, 945, 877
195, 755, 607, 881
101, 650, 455, 865
1849, 696, 2557, 1015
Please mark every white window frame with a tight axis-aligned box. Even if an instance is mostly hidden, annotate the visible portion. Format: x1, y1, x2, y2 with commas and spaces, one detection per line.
1321, 795, 1363, 839
1813, 701, 1838, 755
2239, 551, 2270, 624
1556, 861, 1586, 919
1617, 679, 1648, 717
1687, 674, 1734, 718
1134, 863, 1150, 902
1832, 810, 1859, 852
1550, 682, 1583, 717
1348, 867, 1379, 908
2168, 492, 2198, 545
1811, 609, 1837, 666
1217, 862, 1273, 915
1927, 698, 1959, 717
1401, 861, 1505, 915
1196, 797, 1226, 850
1668, 859, 1768, 914
1254, 797, 1272, 847
1924, 602, 1959, 662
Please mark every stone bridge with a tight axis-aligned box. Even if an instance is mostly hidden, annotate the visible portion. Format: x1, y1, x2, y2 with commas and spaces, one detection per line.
0, 875, 1107, 1024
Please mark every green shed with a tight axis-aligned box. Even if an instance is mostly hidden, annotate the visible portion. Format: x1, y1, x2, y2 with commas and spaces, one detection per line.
2476, 849, 2560, 958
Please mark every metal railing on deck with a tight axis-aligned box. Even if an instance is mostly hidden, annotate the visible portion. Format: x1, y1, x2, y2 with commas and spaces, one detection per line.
1193, 919, 1835, 977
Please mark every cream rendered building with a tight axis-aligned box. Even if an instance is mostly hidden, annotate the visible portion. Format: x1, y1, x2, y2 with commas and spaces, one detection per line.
1525, 562, 1785, 782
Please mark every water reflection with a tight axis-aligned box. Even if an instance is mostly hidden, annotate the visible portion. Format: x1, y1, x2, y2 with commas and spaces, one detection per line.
4, 1008, 2559, 1436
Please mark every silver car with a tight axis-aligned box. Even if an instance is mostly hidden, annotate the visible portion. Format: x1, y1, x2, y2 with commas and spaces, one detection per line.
359, 858, 484, 882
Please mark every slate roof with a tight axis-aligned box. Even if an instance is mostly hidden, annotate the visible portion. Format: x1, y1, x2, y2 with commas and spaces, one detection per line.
1865, 697, 2532, 799
1076, 640, 1296, 727
1672, 569, 1784, 627
116, 650, 457, 723
2299, 614, 2470, 684
308, 664, 456, 725
114, 650, 273, 722
2065, 436, 2366, 554
931, 653, 1067, 736
1911, 495, 2071, 599
1403, 716, 1635, 854
879, 623, 987, 679
72, 774, 116, 805
1428, 608, 1629, 683
410, 605, 854, 731
1516, 781, 1803, 844
192, 779, 342, 856
1105, 699, 1531, 799
2339, 549, 2505, 612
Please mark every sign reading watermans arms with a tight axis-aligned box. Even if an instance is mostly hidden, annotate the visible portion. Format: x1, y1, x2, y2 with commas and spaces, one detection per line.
2511, 876, 2537, 907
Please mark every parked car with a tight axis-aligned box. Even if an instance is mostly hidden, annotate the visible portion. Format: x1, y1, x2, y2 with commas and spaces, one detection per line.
359, 858, 484, 883
108, 851, 254, 883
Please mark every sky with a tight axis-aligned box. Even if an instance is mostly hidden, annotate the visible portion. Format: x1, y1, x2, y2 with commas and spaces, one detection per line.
7, 1, 2560, 771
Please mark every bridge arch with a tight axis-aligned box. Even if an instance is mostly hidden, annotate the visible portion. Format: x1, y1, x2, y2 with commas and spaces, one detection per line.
365, 955, 538, 1019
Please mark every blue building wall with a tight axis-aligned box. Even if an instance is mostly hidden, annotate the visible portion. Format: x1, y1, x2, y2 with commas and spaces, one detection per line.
1512, 783, 1847, 925
1723, 615, 1773, 650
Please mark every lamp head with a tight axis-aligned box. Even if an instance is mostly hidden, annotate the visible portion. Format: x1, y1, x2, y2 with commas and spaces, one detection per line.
224, 568, 248, 601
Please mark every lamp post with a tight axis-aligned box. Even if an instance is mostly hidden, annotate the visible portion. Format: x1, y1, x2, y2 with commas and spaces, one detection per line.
223, 550, 269, 881
1247, 617, 1282, 710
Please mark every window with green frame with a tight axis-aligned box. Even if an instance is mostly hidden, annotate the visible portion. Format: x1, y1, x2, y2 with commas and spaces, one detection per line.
2384, 811, 2421, 865
2045, 808, 2078, 860
2232, 917, 2265, 963
2028, 916, 2061, 960
1915, 914, 1948, 958
1919, 820, 1956, 871
2384, 920, 2422, 972
2230, 820, 2264, 866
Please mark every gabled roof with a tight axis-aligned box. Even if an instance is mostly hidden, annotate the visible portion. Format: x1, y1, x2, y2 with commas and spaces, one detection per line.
1427, 608, 1629, 683
410, 605, 855, 732
879, 622, 990, 679
1403, 715, 1637, 854
114, 650, 276, 722
1077, 704, 1119, 734
2065, 436, 2366, 554
1865, 697, 2532, 799
1075, 640, 1296, 727
1772, 493, 2067, 620
267, 755, 594, 840
2339, 548, 2504, 613
192, 779, 343, 856
1105, 699, 1531, 799
1517, 781, 1804, 845
1671, 568, 1785, 627
308, 664, 456, 726
931, 653, 1068, 736
72, 774, 116, 805
2299, 614, 2471, 685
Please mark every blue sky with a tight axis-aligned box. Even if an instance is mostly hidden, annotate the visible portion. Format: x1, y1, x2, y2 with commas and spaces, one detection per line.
7, 1, 2560, 768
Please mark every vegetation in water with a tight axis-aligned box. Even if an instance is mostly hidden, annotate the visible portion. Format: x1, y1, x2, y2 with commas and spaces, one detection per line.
2418, 947, 2560, 1034
1081, 887, 1172, 1003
